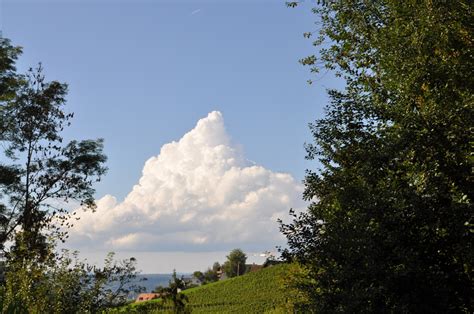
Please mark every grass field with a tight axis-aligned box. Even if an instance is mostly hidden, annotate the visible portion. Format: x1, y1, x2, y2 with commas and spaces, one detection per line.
115, 263, 291, 313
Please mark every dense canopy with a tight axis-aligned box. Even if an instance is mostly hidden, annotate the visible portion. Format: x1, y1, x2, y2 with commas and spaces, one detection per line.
281, 0, 473, 312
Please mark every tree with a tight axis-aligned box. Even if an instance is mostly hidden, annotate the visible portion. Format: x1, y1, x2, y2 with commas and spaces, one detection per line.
212, 261, 221, 272
0, 38, 21, 103
153, 285, 167, 294
223, 248, 247, 278
0, 61, 107, 258
192, 270, 204, 283
161, 270, 189, 313
0, 38, 22, 253
192, 261, 221, 285
203, 267, 219, 283
1, 249, 144, 313
0, 37, 141, 312
281, 0, 473, 312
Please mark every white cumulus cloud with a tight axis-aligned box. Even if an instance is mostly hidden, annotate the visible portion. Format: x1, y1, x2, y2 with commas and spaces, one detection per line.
68, 111, 304, 252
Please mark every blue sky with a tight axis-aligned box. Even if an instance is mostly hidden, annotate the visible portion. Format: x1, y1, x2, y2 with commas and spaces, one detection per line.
2, 0, 343, 273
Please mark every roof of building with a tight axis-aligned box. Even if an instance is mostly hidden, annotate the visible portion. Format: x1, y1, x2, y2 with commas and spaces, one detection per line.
135, 293, 161, 302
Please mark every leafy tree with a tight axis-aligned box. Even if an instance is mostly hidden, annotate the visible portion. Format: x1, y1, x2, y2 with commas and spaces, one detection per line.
281, 0, 473, 312
0, 38, 21, 103
212, 261, 221, 272
223, 248, 247, 278
0, 53, 106, 260
153, 284, 167, 294
192, 270, 204, 283
0, 38, 22, 253
161, 270, 189, 313
279, 262, 313, 313
192, 261, 221, 285
1, 247, 144, 313
0, 38, 20, 281
0, 37, 142, 312
203, 268, 219, 283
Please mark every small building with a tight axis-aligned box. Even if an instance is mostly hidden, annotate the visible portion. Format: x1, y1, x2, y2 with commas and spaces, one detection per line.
135, 293, 160, 302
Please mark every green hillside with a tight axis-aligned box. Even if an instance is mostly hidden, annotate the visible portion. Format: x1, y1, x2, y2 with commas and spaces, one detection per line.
183, 263, 290, 313
121, 263, 291, 313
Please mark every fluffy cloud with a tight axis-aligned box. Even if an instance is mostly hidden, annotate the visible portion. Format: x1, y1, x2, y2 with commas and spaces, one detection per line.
69, 111, 304, 252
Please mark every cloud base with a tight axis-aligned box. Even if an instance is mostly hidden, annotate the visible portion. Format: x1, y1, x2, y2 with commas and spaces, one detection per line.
69, 111, 304, 252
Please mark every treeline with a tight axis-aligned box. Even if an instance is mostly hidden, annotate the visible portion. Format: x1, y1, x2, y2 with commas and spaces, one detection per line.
281, 1, 473, 312
0, 38, 142, 312
191, 248, 248, 286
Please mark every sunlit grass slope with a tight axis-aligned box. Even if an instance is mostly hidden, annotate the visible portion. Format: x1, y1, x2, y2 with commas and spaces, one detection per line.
122, 263, 290, 313
182, 263, 289, 313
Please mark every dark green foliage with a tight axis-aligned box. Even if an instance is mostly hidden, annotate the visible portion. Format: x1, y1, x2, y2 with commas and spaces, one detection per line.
0, 38, 22, 254
212, 262, 220, 272
191, 261, 221, 285
0, 38, 22, 102
154, 285, 168, 294
154, 270, 189, 313
281, 0, 473, 312
223, 248, 247, 278
0, 50, 107, 259
0, 37, 133, 313
192, 271, 204, 283
1, 249, 144, 313
202, 269, 218, 284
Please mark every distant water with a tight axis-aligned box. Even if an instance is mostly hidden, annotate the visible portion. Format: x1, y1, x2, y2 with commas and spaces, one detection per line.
120, 273, 191, 299
136, 274, 174, 293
